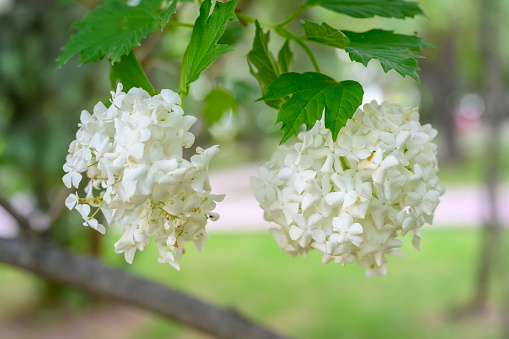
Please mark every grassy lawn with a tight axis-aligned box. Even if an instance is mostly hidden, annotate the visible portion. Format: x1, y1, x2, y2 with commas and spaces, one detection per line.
107, 228, 505, 339
0, 228, 506, 339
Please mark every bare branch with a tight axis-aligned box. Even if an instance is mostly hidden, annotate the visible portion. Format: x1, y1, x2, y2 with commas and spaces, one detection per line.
0, 235, 289, 339
0, 195, 32, 235
44, 188, 70, 233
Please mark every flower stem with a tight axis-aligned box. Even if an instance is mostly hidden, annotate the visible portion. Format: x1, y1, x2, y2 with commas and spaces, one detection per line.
179, 46, 190, 108
89, 200, 104, 220
170, 21, 194, 29
237, 12, 321, 73
236, 12, 278, 29
294, 39, 320, 73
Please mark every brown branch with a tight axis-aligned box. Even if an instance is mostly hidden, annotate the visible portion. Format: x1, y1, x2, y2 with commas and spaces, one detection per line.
0, 235, 289, 339
43, 188, 70, 234
0, 195, 33, 235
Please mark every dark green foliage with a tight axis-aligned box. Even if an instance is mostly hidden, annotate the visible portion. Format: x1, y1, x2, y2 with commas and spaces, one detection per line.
247, 21, 285, 109
343, 29, 433, 81
110, 49, 156, 94
258, 72, 363, 143
301, 20, 350, 48
56, 0, 177, 68
186, 0, 238, 85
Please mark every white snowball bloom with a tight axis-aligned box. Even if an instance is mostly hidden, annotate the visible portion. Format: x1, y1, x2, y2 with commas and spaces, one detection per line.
63, 84, 223, 269
251, 101, 444, 277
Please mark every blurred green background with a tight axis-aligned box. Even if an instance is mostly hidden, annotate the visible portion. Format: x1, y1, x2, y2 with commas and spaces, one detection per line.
0, 0, 508, 338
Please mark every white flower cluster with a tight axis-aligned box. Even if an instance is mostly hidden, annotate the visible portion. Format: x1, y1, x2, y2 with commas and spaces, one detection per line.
251, 101, 444, 276
63, 84, 223, 270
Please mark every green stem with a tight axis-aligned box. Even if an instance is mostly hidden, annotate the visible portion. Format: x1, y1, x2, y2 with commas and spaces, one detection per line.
89, 201, 105, 220
170, 21, 194, 29
295, 39, 320, 73
277, 5, 308, 27
236, 12, 278, 29
237, 11, 321, 73
277, 29, 320, 73
179, 46, 189, 108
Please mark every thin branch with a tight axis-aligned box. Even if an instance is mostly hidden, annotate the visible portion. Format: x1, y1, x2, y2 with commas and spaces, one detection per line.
0, 195, 32, 235
46, 188, 70, 232
0, 235, 290, 339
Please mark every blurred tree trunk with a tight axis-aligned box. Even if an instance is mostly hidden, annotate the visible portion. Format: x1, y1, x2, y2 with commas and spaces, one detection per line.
470, 0, 504, 314
420, 29, 460, 164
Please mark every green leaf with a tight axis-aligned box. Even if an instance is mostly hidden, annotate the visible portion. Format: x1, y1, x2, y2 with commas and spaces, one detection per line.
203, 88, 238, 125
247, 21, 284, 109
186, 0, 238, 85
110, 49, 155, 95
278, 40, 294, 74
159, 0, 179, 27
343, 29, 432, 81
301, 20, 350, 49
258, 72, 363, 143
56, 0, 177, 68
304, 0, 424, 19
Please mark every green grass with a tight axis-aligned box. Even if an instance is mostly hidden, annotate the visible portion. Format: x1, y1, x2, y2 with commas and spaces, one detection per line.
106, 228, 505, 339
1, 228, 506, 339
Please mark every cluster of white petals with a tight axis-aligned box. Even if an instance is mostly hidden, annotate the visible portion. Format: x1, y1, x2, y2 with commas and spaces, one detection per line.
63, 84, 223, 270
251, 101, 444, 276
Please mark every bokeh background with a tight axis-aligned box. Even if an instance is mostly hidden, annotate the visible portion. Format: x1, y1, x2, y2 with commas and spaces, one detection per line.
0, 0, 508, 338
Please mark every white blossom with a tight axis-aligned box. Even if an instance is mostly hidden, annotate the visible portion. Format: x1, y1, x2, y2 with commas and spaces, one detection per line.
251, 101, 444, 276
63, 84, 223, 269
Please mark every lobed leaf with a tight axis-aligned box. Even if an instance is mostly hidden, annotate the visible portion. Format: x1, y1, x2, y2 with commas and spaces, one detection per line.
304, 0, 424, 19
258, 72, 363, 143
186, 0, 238, 85
301, 20, 350, 49
56, 0, 177, 68
343, 29, 432, 81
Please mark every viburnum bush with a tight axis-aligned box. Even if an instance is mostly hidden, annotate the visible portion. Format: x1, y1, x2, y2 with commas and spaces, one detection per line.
58, 0, 441, 275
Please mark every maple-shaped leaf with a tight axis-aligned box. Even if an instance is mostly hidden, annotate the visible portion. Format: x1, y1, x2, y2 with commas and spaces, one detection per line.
343, 29, 432, 81
56, 0, 177, 68
258, 72, 363, 143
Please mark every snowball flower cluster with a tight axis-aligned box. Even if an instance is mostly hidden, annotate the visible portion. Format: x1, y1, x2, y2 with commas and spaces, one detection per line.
251, 101, 444, 276
63, 84, 223, 270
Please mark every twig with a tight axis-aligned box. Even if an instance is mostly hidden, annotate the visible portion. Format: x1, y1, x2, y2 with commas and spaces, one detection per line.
0, 194, 32, 235
45, 188, 70, 233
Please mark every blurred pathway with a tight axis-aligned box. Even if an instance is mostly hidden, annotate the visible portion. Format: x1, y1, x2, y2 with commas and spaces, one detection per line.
0, 165, 508, 237
207, 164, 509, 232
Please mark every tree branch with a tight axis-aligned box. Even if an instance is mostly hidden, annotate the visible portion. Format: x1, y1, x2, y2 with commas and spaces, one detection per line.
0, 235, 289, 339
0, 195, 33, 235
